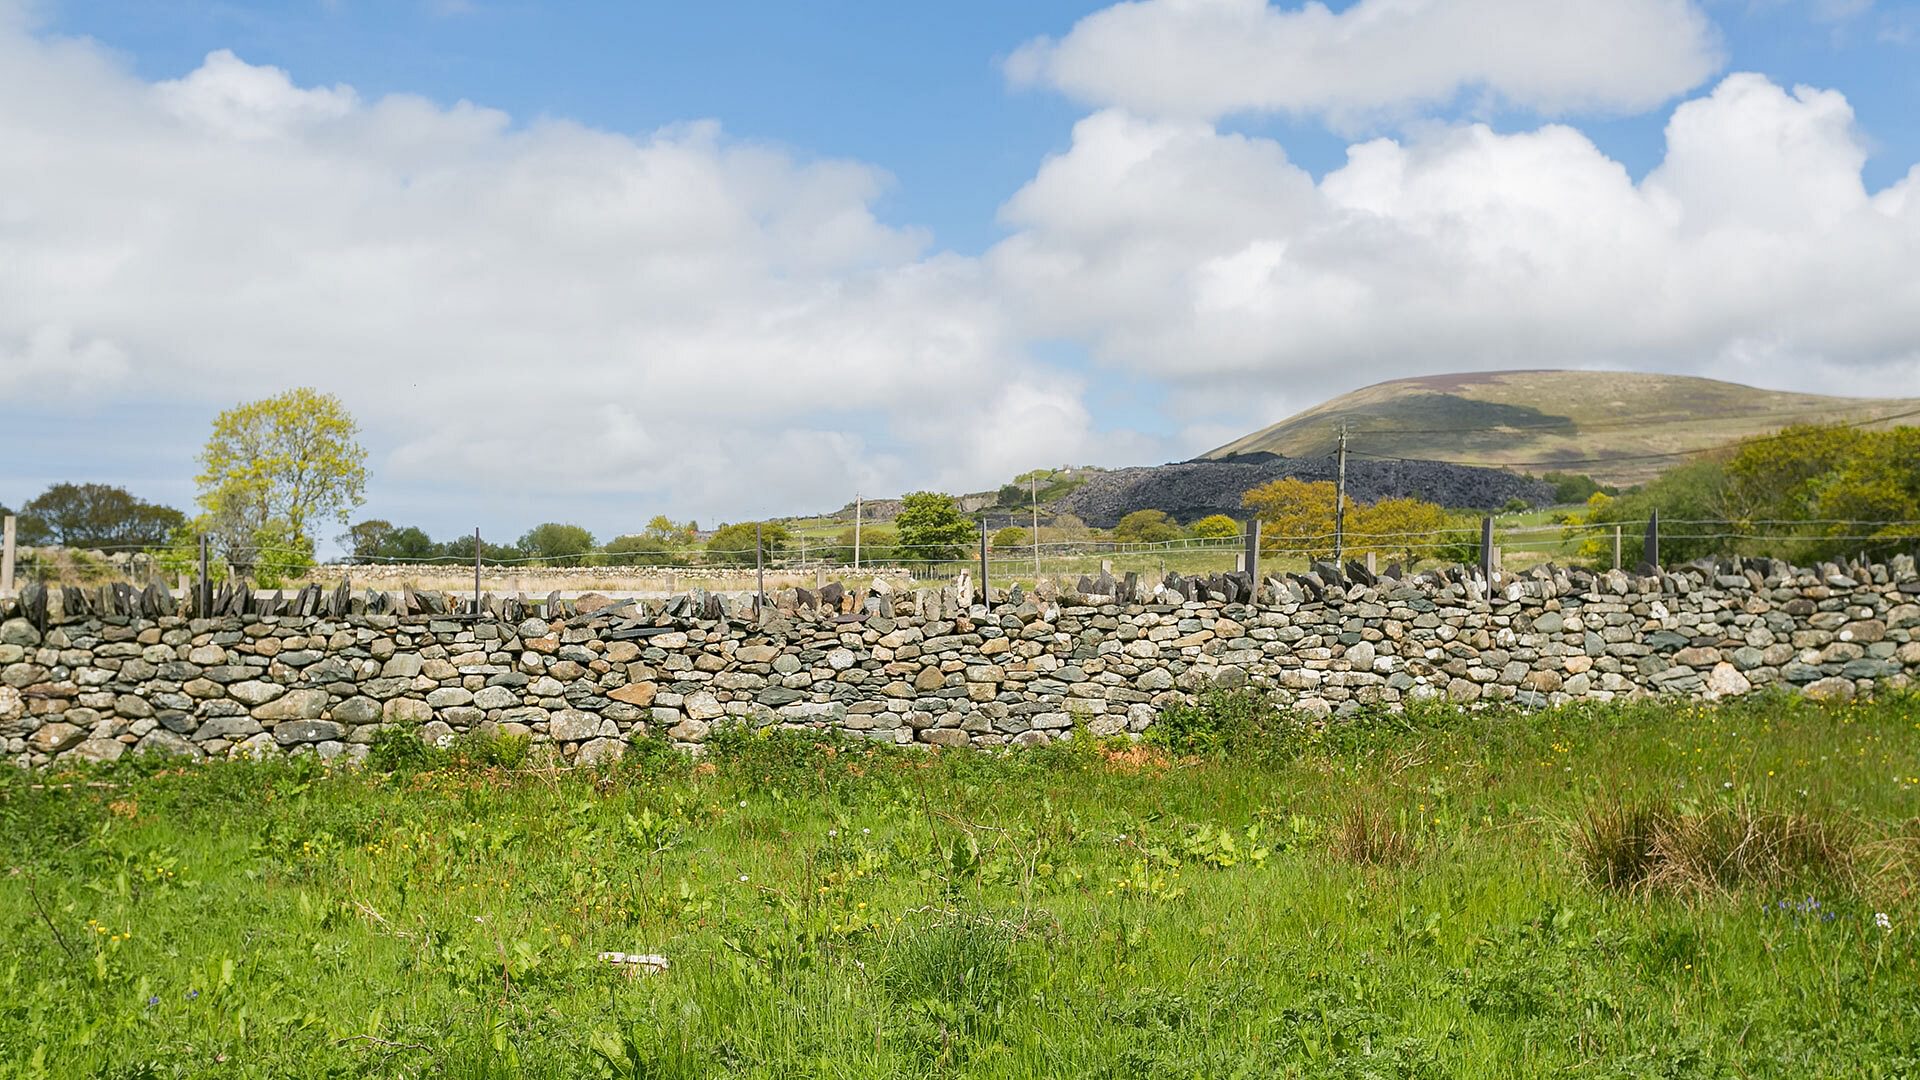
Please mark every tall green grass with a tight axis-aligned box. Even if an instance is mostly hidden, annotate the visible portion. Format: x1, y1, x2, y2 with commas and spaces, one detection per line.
3, 693, 1918, 1077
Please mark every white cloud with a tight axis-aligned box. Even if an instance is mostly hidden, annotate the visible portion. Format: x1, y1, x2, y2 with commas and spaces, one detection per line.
1008, 0, 1724, 125
0, 324, 131, 397
989, 73, 1920, 418
0, 21, 1143, 534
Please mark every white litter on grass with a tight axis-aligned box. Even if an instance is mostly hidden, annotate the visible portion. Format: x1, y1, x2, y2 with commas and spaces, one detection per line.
599, 952, 670, 974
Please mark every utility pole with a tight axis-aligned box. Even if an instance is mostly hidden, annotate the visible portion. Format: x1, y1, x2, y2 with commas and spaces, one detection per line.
1030, 473, 1041, 583
853, 494, 862, 569
755, 522, 766, 622
1334, 421, 1349, 566
473, 527, 482, 616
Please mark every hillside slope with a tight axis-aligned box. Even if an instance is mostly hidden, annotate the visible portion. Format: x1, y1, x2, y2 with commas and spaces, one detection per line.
1205, 371, 1920, 486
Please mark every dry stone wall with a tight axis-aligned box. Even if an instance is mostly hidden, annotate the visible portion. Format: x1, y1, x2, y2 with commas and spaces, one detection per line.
4, 555, 1918, 768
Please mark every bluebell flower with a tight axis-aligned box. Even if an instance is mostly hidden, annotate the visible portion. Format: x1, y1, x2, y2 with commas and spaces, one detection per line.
147, 996, 159, 1007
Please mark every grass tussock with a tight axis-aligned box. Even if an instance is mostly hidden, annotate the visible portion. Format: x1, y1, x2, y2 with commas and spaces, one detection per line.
1333, 805, 1415, 867
1574, 799, 1856, 895
1858, 818, 1920, 903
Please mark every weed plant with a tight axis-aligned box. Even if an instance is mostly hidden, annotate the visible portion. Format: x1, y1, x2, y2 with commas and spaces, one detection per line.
2, 693, 1919, 1077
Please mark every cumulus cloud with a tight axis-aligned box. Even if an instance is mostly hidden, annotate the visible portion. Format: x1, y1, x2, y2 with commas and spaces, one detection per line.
0, 20, 1132, 532
989, 73, 1920, 420
1007, 0, 1724, 124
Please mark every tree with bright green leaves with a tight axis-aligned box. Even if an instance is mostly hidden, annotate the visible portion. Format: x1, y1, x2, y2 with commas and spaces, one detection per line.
992, 525, 1029, 550
602, 534, 676, 566
1574, 460, 1726, 567
196, 388, 367, 582
516, 523, 596, 565
641, 515, 697, 546
14, 482, 185, 549
1570, 423, 1920, 566
894, 491, 977, 562
1187, 514, 1241, 540
818, 524, 894, 564
705, 521, 789, 566
1804, 427, 1920, 557
1112, 509, 1183, 544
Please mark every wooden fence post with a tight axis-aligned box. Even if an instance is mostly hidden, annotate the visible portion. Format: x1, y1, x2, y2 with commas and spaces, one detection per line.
1, 515, 14, 596
979, 528, 990, 614
1244, 517, 1261, 590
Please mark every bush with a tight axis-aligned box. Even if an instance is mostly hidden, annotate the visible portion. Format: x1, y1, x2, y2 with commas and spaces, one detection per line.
1541, 471, 1612, 505
1113, 509, 1183, 544
1187, 514, 1240, 540
601, 533, 677, 566
1147, 691, 1282, 757
367, 726, 435, 772
446, 730, 531, 770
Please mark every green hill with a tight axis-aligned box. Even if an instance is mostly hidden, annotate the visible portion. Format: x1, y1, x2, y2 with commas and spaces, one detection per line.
1203, 370, 1920, 486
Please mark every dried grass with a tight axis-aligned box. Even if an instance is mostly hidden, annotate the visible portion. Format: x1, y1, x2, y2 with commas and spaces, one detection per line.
1333, 806, 1415, 867
1857, 818, 1920, 903
1097, 744, 1172, 773
1573, 799, 1857, 895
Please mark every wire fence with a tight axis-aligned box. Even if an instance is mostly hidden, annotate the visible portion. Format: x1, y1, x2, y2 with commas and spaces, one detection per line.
11, 514, 1915, 599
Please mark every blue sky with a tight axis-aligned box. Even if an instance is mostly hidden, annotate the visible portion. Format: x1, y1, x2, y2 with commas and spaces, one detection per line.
4, 0, 1920, 548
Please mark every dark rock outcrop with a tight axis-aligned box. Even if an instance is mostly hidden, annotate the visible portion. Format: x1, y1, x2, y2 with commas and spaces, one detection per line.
1058, 453, 1553, 527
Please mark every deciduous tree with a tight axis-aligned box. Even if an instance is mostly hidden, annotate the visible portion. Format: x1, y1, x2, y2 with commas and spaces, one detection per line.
516, 523, 596, 565
196, 388, 367, 578
705, 521, 789, 566
14, 482, 184, 549
1242, 478, 1338, 558
1348, 497, 1455, 567
342, 519, 394, 560
894, 492, 976, 562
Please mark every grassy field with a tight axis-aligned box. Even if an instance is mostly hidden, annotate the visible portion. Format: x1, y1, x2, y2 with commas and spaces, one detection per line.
4, 694, 1920, 1077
